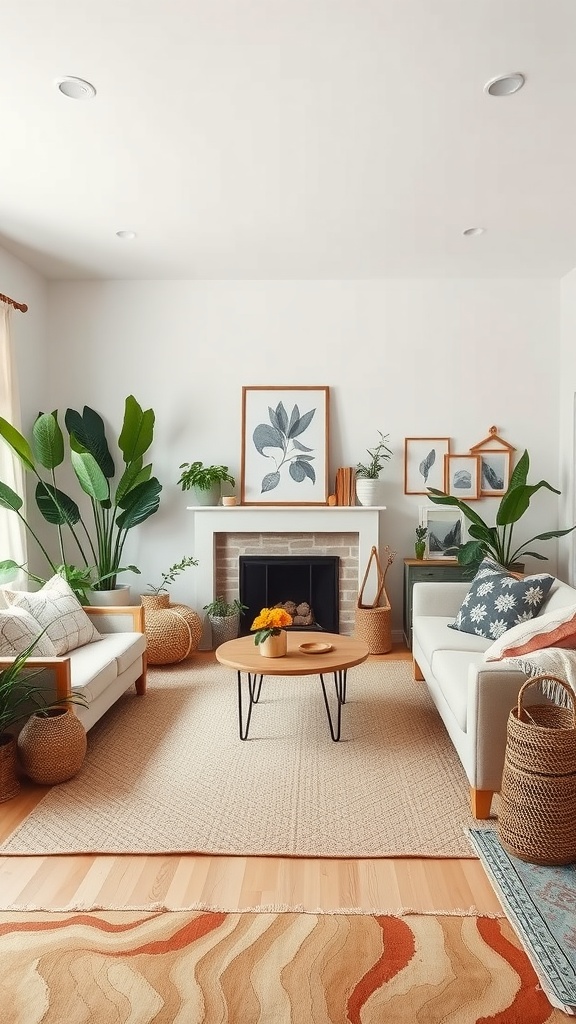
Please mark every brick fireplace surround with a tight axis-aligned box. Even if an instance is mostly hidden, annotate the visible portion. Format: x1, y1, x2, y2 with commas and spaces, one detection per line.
188, 506, 385, 649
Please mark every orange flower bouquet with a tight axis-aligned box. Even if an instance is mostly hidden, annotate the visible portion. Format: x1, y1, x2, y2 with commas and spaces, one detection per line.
250, 606, 293, 646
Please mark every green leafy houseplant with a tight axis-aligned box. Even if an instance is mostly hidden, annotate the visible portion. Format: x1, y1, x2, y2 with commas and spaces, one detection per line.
427, 450, 576, 571
177, 463, 235, 492
203, 596, 247, 619
414, 525, 427, 559
356, 431, 393, 479
0, 635, 88, 743
0, 396, 162, 594
146, 555, 199, 596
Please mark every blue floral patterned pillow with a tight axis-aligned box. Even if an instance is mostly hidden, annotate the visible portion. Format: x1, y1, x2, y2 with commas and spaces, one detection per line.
449, 558, 555, 640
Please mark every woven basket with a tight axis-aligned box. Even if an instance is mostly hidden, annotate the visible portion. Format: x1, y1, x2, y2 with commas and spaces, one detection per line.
17, 708, 87, 785
354, 545, 394, 654
498, 675, 576, 865
142, 595, 202, 665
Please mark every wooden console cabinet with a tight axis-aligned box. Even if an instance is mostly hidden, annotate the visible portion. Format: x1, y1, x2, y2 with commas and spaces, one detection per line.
403, 558, 470, 650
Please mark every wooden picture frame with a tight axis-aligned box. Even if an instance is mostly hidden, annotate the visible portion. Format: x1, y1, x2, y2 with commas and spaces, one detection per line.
444, 453, 481, 500
470, 427, 516, 497
240, 386, 330, 505
419, 506, 465, 559
404, 437, 450, 495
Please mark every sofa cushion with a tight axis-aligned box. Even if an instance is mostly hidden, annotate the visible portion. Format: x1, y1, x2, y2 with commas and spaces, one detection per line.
5, 575, 101, 655
69, 632, 146, 704
484, 602, 576, 661
0, 607, 57, 656
413, 615, 491, 668
430, 650, 477, 731
448, 558, 554, 640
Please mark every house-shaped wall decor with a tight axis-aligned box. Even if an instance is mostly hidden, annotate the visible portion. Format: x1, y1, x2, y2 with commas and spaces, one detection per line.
469, 426, 517, 497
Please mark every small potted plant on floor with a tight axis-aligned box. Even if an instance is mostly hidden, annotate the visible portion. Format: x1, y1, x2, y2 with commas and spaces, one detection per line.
0, 637, 88, 800
355, 431, 393, 506
177, 462, 236, 506
203, 596, 248, 648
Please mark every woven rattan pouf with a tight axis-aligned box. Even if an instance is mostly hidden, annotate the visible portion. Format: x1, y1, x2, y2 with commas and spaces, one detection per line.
141, 594, 202, 665
18, 708, 87, 784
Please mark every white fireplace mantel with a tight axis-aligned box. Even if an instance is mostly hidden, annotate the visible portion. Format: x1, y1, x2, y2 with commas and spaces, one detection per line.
188, 505, 386, 621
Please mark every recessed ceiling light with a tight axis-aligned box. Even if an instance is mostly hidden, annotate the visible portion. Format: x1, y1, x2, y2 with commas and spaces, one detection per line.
116, 230, 137, 240
463, 227, 485, 236
56, 76, 97, 100
484, 72, 525, 97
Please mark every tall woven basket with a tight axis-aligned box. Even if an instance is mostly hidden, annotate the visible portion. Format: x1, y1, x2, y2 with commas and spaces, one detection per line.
498, 675, 576, 866
354, 545, 395, 655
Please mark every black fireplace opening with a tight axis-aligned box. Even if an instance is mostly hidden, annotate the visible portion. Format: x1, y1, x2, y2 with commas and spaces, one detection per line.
239, 555, 339, 635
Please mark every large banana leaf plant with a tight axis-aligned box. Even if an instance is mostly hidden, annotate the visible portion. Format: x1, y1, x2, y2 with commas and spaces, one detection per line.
0, 395, 162, 594
427, 450, 576, 570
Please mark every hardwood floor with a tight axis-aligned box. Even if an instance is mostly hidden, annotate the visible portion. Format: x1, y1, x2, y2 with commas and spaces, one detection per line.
0, 644, 503, 916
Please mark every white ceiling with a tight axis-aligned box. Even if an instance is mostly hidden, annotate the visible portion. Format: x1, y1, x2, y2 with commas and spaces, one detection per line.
2, 0, 576, 281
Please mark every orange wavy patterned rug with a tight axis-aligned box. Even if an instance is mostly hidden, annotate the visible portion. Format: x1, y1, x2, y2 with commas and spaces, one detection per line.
0, 910, 567, 1022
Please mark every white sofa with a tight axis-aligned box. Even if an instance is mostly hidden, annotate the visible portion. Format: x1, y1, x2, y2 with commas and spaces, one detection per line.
411, 576, 576, 819
0, 605, 147, 732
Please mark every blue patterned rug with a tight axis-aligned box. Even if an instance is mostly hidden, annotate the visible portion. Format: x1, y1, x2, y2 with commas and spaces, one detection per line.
469, 828, 576, 1015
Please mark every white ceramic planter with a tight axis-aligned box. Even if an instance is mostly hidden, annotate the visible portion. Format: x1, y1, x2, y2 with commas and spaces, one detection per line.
85, 585, 132, 606
355, 478, 379, 506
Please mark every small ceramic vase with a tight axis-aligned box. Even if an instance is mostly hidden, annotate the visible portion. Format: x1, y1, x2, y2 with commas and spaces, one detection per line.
415, 541, 426, 560
259, 630, 288, 658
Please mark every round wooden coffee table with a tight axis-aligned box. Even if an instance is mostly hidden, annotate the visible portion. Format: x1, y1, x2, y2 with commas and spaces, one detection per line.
215, 631, 369, 741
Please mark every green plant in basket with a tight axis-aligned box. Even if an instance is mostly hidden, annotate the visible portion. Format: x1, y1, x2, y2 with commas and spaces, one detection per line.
146, 556, 199, 596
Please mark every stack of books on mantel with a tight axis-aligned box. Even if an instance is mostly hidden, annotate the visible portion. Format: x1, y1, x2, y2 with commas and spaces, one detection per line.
334, 467, 357, 506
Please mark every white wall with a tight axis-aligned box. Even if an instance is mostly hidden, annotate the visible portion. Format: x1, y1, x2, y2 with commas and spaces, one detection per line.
559, 267, 576, 584
42, 278, 561, 628
0, 245, 48, 424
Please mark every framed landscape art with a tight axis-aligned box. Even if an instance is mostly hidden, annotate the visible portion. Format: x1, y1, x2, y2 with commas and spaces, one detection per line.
419, 506, 465, 559
404, 437, 450, 495
240, 386, 330, 505
444, 453, 481, 500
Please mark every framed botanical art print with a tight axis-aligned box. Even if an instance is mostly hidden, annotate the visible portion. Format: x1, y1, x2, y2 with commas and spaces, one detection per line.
404, 437, 450, 495
444, 453, 481, 500
419, 506, 465, 559
241, 386, 330, 505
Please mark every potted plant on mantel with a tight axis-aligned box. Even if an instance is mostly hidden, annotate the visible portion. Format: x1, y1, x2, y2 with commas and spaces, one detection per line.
355, 431, 393, 506
0, 396, 162, 605
427, 450, 576, 572
177, 461, 236, 506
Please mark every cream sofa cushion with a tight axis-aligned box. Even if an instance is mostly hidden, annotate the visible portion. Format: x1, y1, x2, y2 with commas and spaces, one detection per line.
5, 575, 101, 655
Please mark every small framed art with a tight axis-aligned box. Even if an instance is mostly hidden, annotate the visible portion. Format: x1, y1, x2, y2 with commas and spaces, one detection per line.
419, 506, 465, 559
404, 437, 450, 495
240, 386, 330, 505
444, 453, 481, 500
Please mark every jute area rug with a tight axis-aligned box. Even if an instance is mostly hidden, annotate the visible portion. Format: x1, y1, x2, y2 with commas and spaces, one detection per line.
1, 659, 489, 857
0, 910, 566, 1023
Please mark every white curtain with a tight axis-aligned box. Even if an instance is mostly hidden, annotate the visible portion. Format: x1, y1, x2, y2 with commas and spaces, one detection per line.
0, 301, 27, 599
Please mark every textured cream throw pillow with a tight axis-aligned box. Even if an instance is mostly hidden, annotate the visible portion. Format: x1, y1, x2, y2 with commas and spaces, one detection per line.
0, 606, 57, 656
4, 575, 101, 655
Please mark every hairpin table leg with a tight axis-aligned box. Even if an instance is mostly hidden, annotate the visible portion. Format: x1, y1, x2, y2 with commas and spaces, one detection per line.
237, 671, 264, 740
319, 670, 347, 741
